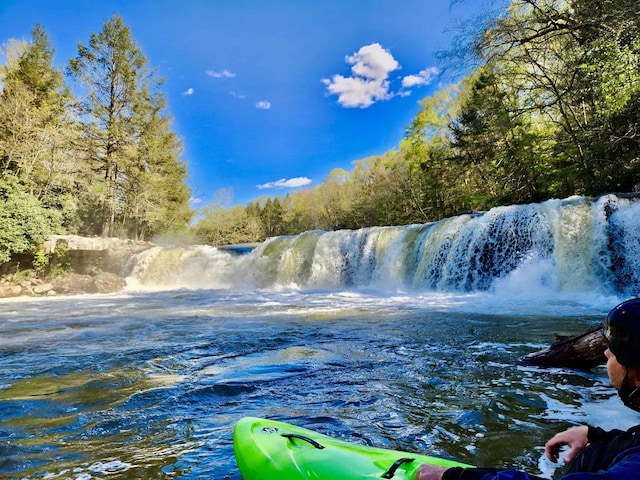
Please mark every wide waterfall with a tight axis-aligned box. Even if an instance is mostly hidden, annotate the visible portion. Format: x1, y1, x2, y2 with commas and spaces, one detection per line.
124, 194, 640, 296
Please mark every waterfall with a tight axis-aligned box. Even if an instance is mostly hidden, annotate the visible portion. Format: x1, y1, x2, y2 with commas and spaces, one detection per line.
124, 195, 640, 296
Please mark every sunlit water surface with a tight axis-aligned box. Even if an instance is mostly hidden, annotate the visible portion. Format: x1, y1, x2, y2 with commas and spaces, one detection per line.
1, 289, 637, 479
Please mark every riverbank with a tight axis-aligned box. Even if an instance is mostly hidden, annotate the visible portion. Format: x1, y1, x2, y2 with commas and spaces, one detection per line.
0, 271, 127, 298
0, 235, 154, 299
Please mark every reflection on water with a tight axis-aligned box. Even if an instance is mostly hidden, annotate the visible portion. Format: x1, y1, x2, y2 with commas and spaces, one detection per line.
0, 290, 635, 479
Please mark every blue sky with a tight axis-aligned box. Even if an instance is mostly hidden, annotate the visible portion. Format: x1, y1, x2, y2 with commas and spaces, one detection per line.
0, 0, 496, 207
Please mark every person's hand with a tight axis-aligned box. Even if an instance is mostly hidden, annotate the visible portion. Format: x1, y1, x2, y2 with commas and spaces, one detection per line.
545, 425, 589, 463
415, 464, 448, 480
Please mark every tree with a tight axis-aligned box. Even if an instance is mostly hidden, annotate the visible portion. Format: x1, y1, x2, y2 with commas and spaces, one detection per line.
399, 83, 468, 219
449, 67, 546, 207
260, 197, 285, 237
0, 172, 64, 264
195, 204, 263, 246
120, 85, 192, 240
0, 25, 79, 205
464, 0, 640, 195
68, 14, 191, 238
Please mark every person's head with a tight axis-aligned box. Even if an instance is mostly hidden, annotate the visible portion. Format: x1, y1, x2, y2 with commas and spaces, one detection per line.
603, 298, 640, 411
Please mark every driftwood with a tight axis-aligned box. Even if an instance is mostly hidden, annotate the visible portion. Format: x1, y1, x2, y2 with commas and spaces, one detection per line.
522, 325, 607, 370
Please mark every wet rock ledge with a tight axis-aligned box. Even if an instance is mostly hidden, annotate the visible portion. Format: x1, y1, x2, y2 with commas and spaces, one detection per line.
0, 235, 153, 299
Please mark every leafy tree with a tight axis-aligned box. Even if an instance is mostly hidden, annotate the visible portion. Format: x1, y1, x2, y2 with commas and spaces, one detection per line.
280, 190, 326, 233
0, 173, 63, 264
260, 197, 285, 237
195, 204, 263, 246
450, 67, 545, 207
465, 0, 640, 195
120, 86, 192, 240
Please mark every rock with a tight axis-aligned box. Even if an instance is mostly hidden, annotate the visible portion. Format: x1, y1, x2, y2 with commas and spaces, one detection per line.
42, 234, 154, 276
0, 285, 22, 298
43, 234, 153, 254
51, 273, 98, 295
33, 283, 54, 295
0, 234, 145, 298
93, 272, 126, 294
49, 272, 126, 295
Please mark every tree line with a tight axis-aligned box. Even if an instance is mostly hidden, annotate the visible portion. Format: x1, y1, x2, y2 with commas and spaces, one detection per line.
195, 0, 640, 245
0, 16, 191, 265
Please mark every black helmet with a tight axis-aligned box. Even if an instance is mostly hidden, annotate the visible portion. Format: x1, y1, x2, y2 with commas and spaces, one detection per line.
603, 298, 640, 368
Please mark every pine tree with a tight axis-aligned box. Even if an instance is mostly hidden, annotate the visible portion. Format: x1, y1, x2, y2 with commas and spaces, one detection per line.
0, 24, 77, 200
68, 14, 191, 238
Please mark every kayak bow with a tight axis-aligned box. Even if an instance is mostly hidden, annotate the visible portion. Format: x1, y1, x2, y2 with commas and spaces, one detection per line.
233, 417, 472, 480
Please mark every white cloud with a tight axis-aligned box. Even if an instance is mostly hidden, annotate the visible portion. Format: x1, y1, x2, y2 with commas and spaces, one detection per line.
322, 75, 392, 108
230, 91, 246, 100
206, 69, 236, 78
256, 100, 271, 110
257, 177, 312, 189
183, 87, 194, 95
323, 43, 400, 108
346, 43, 399, 82
402, 67, 440, 88
324, 43, 442, 108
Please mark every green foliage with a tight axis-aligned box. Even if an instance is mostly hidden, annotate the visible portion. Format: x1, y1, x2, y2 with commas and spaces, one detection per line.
0, 173, 64, 264
32, 243, 70, 276
195, 204, 264, 246
31, 248, 49, 275
0, 18, 192, 271
0, 24, 78, 199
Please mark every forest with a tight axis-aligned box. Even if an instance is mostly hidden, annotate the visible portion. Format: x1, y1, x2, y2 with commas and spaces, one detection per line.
194, 0, 640, 244
0, 15, 192, 266
2, 0, 640, 265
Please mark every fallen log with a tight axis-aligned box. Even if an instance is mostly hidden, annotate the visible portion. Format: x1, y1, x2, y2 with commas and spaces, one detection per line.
522, 325, 607, 370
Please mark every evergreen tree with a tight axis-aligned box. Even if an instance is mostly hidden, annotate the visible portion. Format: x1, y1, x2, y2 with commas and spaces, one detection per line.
68, 14, 191, 238
0, 25, 78, 203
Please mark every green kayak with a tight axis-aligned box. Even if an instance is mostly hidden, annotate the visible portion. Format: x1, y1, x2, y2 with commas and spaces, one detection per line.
233, 417, 472, 480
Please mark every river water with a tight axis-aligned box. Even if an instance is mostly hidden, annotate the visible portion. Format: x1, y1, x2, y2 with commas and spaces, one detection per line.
2, 195, 640, 479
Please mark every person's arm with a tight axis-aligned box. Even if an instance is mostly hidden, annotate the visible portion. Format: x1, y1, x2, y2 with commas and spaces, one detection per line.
559, 446, 640, 479
421, 449, 640, 480
545, 425, 589, 463
544, 424, 629, 464
414, 464, 546, 480
443, 467, 546, 480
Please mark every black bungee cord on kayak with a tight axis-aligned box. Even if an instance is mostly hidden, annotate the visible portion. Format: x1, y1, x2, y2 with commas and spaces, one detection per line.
281, 431, 416, 478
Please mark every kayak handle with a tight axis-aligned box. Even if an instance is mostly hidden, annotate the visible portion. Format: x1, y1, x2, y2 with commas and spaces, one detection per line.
382, 457, 415, 479
281, 433, 325, 450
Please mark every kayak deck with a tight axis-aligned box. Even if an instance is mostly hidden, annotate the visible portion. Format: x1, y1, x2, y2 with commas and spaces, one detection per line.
233, 417, 471, 480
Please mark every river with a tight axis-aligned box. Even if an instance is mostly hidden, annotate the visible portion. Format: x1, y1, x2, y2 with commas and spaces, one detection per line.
1, 195, 640, 479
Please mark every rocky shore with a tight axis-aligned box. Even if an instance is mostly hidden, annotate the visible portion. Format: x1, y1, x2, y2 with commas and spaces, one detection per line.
0, 271, 127, 298
0, 235, 153, 299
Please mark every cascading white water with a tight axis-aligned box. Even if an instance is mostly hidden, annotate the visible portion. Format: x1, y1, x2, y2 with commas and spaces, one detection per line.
124, 195, 640, 296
